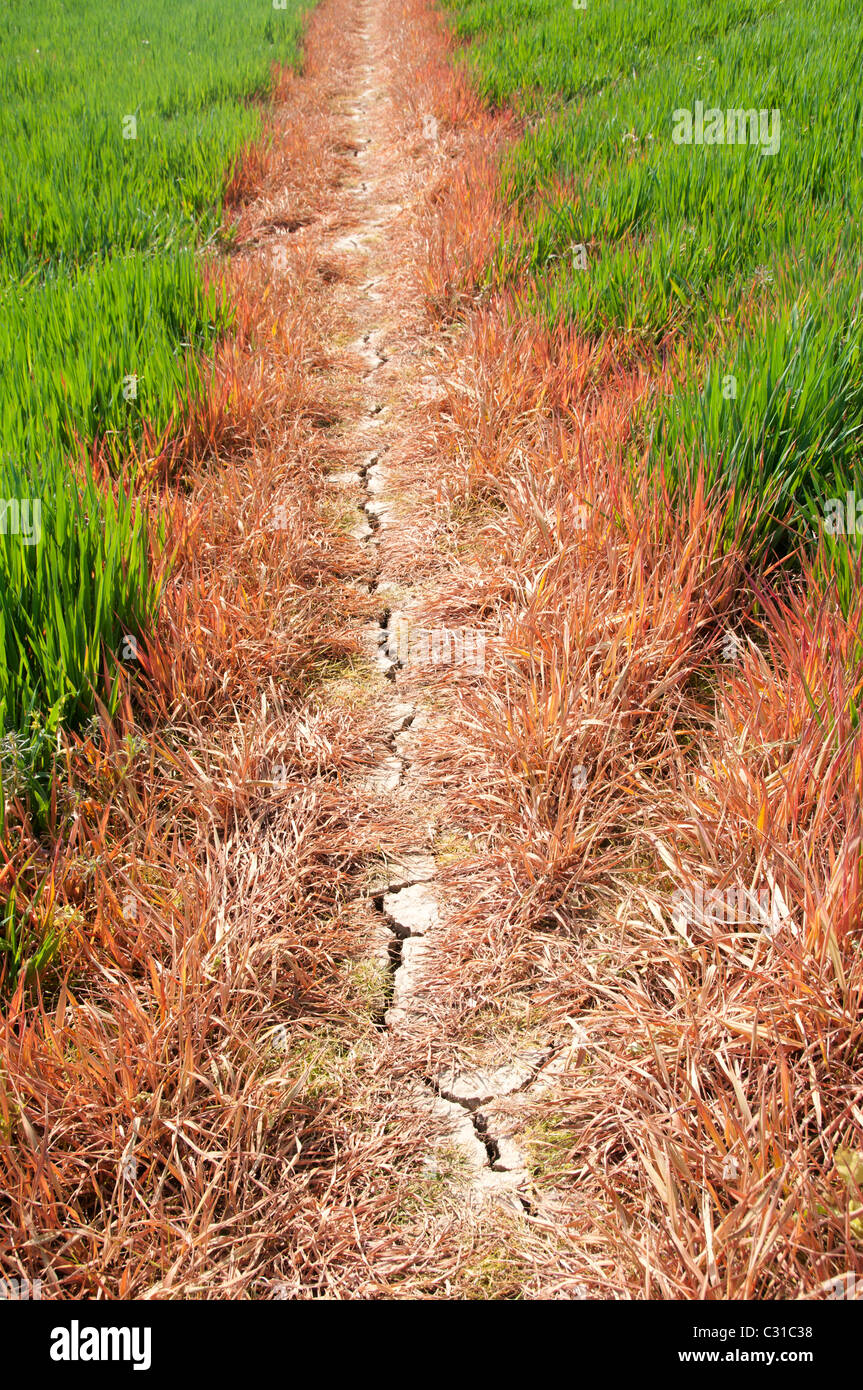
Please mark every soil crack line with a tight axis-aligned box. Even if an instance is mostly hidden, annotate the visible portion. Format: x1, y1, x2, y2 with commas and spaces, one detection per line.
331, 0, 535, 1218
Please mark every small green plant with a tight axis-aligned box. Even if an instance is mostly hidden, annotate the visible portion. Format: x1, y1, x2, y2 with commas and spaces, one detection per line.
0, 877, 62, 995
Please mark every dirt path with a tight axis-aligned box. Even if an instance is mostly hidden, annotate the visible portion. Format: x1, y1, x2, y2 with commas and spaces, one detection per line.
257, 0, 632, 1298
302, 0, 549, 1211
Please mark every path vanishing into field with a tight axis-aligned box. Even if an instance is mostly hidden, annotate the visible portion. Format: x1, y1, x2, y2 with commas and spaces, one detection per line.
288, 0, 559, 1213
6, 0, 856, 1304
232, 0, 602, 1289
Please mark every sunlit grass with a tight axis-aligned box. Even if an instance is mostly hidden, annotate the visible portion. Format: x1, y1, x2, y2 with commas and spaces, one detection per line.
0, 0, 307, 806
446, 0, 863, 585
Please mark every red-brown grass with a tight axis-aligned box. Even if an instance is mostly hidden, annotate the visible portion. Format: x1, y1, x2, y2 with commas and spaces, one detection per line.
0, 0, 458, 1299
392, 104, 863, 1294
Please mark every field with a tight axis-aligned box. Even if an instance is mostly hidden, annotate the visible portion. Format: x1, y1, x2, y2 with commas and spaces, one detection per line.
0, 0, 306, 809
447, 0, 863, 569
1, 0, 862, 1318
418, 0, 863, 1300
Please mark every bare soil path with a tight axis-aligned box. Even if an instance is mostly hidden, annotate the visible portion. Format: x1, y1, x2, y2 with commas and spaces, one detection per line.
248, 0, 586, 1286
306, 0, 548, 1205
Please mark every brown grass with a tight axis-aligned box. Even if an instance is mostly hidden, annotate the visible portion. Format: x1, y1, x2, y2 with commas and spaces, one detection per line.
4, 0, 861, 1303
396, 109, 863, 1297
0, 0, 467, 1300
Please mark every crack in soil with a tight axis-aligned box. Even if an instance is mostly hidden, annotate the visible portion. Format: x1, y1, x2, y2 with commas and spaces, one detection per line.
321, 0, 542, 1212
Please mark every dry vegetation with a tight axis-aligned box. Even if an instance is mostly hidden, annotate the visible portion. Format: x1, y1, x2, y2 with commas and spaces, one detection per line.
397, 27, 863, 1296
1, 0, 860, 1302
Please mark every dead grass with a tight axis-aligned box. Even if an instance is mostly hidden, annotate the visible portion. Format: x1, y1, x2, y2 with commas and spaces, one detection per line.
0, 0, 490, 1299
390, 46, 863, 1295
4, 0, 860, 1303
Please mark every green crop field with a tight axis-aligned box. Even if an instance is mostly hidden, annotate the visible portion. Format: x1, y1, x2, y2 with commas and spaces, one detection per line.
446, 0, 863, 578
0, 0, 307, 814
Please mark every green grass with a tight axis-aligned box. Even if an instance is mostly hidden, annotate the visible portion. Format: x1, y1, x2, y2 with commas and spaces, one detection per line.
0, 873, 64, 995
446, 0, 863, 581
0, 450, 156, 815
0, 0, 307, 278
0, 0, 308, 815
